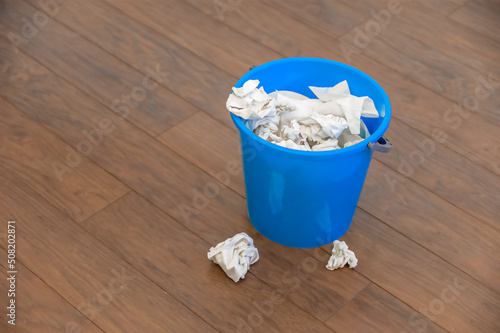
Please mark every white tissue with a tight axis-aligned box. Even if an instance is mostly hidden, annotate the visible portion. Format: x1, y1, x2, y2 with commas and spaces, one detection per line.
337, 96, 362, 135
232, 79, 260, 97
299, 123, 324, 143
313, 100, 345, 117
226, 79, 379, 151
309, 80, 350, 101
269, 90, 309, 100
338, 128, 363, 148
359, 97, 379, 118
311, 138, 339, 151
326, 240, 358, 270
226, 80, 277, 120
207, 232, 259, 282
310, 113, 349, 139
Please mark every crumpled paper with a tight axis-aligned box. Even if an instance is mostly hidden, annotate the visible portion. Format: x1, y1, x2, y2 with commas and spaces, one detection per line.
326, 240, 358, 270
226, 79, 379, 151
338, 127, 364, 148
226, 79, 277, 120
207, 232, 259, 282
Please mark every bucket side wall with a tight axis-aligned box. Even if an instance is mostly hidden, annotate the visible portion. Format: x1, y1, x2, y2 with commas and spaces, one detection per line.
240, 131, 373, 248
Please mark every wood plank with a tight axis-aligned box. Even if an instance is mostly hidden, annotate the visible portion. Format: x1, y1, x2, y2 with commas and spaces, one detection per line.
354, 56, 500, 177
179, 0, 500, 178
5, 0, 499, 295
325, 284, 447, 333
0, 171, 217, 332
380, 118, 500, 231
381, 1, 500, 77
450, 0, 500, 43
419, 0, 467, 15
2, 0, 198, 136
161, 110, 500, 236
82, 192, 359, 330
248, 232, 369, 323
360, 160, 500, 293
0, 2, 499, 331
0, 34, 367, 326
260, 0, 466, 31
88, 0, 278, 78
342, 0, 468, 18
0, 97, 129, 223
0, 247, 103, 332
261, 0, 367, 38
23, 0, 252, 128
98, 0, 280, 78
1, 1, 498, 331
158, 98, 500, 328
351, 39, 500, 178
341, 0, 467, 16
319, 209, 500, 333
0, 37, 245, 238
181, 0, 344, 59
158, 112, 246, 196
158, 107, 500, 293
340, 21, 500, 125
48, 0, 500, 177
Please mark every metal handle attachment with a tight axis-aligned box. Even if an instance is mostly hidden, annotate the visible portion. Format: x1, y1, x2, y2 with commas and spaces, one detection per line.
367, 136, 392, 153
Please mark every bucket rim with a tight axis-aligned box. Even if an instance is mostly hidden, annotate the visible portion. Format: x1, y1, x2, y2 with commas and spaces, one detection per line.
230, 57, 392, 156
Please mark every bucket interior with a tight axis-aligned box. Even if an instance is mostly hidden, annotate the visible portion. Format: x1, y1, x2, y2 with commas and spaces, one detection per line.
233, 58, 391, 143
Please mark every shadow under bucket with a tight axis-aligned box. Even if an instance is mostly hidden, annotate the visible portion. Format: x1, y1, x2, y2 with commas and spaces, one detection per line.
231, 57, 392, 248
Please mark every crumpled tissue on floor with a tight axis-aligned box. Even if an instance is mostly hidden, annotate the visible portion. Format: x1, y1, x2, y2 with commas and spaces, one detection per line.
326, 240, 358, 270
207, 232, 259, 282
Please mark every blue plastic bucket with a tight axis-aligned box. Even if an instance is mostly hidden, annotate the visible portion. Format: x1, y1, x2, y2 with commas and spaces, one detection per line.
231, 57, 392, 248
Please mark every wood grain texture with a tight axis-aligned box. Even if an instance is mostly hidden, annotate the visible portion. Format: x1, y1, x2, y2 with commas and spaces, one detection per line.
0, 41, 234, 222
0, 0, 498, 331
419, 0, 467, 15
450, 0, 500, 43
360, 160, 500, 294
179, 0, 500, 177
342, 0, 467, 16
181, 0, 346, 59
383, 1, 500, 77
25, 0, 256, 128
340, 17, 500, 126
0, 172, 217, 332
337, 0, 500, 85
2, 0, 198, 136
0, 26, 366, 328
262, 0, 367, 38
357, 54, 500, 177
0, 97, 129, 223
379, 118, 500, 231
0, 248, 103, 333
325, 284, 447, 333
320, 209, 500, 333
157, 108, 500, 331
82, 192, 350, 330
158, 105, 500, 294
101, 0, 280, 78
158, 111, 246, 196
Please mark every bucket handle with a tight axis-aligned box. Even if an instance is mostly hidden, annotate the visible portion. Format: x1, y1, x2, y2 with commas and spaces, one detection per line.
368, 136, 392, 153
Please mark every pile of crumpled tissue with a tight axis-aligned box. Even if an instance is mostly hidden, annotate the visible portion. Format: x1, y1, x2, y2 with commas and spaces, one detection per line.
326, 240, 358, 270
207, 232, 259, 282
226, 79, 379, 151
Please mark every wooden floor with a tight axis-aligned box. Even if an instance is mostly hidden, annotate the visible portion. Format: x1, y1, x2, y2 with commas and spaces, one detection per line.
0, 0, 499, 332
